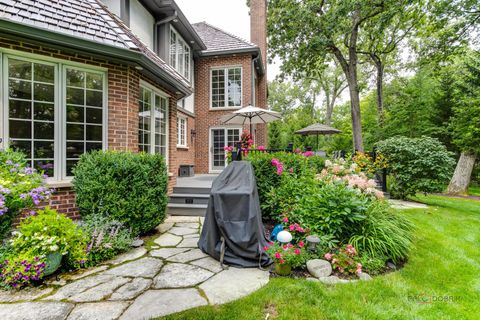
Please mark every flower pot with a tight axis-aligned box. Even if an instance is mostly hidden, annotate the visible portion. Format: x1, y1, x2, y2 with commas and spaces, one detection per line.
44, 252, 62, 277
274, 263, 292, 276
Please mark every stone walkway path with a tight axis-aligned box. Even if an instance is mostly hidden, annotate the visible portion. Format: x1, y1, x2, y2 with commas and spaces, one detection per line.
0, 216, 270, 320
389, 199, 428, 209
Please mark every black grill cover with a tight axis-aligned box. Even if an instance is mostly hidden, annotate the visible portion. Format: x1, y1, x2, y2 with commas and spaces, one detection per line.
198, 161, 272, 267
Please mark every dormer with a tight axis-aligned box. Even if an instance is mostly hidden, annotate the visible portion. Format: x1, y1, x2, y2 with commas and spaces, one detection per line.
100, 0, 206, 83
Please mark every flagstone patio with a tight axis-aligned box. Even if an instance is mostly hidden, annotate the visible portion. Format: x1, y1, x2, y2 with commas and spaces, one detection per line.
0, 216, 270, 320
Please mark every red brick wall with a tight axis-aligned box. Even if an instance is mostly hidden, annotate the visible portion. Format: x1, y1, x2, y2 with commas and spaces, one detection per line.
194, 54, 254, 174
0, 37, 182, 217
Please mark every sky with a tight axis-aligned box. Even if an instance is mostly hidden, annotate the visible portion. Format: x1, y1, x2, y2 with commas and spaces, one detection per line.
175, 0, 280, 79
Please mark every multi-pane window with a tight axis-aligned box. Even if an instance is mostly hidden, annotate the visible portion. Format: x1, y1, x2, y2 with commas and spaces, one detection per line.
177, 116, 187, 147
7, 59, 56, 176
65, 68, 104, 175
138, 86, 168, 156
211, 67, 242, 108
2, 55, 106, 180
169, 27, 191, 80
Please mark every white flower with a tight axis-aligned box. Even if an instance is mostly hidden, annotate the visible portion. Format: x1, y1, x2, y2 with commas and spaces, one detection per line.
49, 245, 59, 252
325, 160, 332, 167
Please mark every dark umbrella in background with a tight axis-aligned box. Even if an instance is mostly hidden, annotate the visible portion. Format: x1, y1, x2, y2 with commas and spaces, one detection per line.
295, 123, 341, 150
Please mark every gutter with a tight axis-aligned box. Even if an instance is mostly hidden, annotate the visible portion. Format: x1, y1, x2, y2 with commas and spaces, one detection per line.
153, 10, 178, 53
0, 19, 192, 97
199, 47, 265, 76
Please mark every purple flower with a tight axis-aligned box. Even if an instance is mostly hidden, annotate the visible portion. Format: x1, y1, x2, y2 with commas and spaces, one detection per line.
5, 160, 13, 165
24, 167, 36, 175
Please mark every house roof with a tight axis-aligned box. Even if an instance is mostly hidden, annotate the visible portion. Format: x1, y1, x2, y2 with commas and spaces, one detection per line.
192, 22, 259, 56
0, 0, 192, 95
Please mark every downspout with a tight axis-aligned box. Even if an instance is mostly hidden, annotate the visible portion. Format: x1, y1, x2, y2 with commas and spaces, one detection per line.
153, 10, 178, 53
252, 54, 260, 106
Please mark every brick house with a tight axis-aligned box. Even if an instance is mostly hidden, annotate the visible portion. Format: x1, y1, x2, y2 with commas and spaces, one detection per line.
0, 0, 267, 216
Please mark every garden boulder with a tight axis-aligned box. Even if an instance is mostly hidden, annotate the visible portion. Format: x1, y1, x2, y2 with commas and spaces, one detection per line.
307, 259, 332, 278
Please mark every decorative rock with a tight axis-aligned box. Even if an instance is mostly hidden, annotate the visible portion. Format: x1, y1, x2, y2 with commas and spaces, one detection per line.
154, 263, 213, 288
199, 268, 269, 305
177, 237, 200, 248
318, 276, 350, 285
0, 287, 54, 302
175, 222, 199, 228
156, 222, 174, 233
190, 256, 224, 273
150, 248, 189, 259
168, 227, 198, 236
387, 262, 397, 270
0, 302, 74, 320
108, 247, 147, 265
67, 277, 130, 302
104, 258, 163, 278
109, 278, 152, 301
67, 301, 130, 320
131, 239, 144, 248
154, 233, 182, 247
167, 249, 208, 263
358, 272, 373, 281
307, 259, 332, 278
47, 274, 117, 301
119, 289, 207, 320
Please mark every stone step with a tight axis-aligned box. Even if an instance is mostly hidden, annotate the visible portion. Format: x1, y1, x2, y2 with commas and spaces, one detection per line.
169, 193, 210, 205
173, 186, 211, 195
167, 203, 207, 216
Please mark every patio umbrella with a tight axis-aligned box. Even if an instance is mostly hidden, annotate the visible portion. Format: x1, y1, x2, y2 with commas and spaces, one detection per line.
295, 123, 341, 150
220, 105, 282, 137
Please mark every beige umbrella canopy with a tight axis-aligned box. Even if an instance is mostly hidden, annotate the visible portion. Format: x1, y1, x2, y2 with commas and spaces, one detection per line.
295, 123, 342, 149
220, 105, 282, 135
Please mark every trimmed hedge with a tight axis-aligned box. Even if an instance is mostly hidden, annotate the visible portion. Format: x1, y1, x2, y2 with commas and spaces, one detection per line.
73, 151, 168, 236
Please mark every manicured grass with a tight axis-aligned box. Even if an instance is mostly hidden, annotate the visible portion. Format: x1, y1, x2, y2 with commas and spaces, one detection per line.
468, 185, 480, 196
161, 195, 480, 320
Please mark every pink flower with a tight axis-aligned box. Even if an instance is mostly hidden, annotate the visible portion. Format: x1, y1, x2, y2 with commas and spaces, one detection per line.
257, 145, 266, 151
287, 243, 293, 248
345, 244, 357, 256
276, 164, 284, 175
289, 224, 295, 231
356, 263, 363, 274
274, 252, 282, 259
279, 259, 286, 264
303, 151, 314, 157
263, 246, 269, 251
289, 167, 294, 173
271, 159, 280, 166
294, 248, 301, 255
282, 217, 289, 223
324, 253, 333, 260
298, 241, 305, 247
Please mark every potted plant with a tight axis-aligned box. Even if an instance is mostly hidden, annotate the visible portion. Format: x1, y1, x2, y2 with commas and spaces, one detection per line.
264, 240, 306, 276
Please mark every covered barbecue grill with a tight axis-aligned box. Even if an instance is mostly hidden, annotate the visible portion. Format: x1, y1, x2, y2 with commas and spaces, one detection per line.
198, 161, 272, 267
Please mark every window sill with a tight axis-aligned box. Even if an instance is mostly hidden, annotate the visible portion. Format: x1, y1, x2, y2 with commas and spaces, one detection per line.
209, 106, 242, 111
45, 179, 74, 189
176, 145, 189, 150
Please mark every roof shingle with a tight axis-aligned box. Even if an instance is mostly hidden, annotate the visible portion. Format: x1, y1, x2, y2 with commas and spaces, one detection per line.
192, 21, 258, 54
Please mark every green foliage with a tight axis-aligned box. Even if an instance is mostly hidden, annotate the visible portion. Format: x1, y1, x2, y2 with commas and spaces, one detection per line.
264, 241, 307, 268
349, 201, 414, 263
376, 136, 455, 199
11, 207, 88, 270
246, 152, 324, 219
449, 50, 480, 154
73, 151, 168, 236
324, 244, 362, 275
0, 149, 49, 240
0, 252, 46, 289
358, 253, 387, 276
81, 215, 134, 266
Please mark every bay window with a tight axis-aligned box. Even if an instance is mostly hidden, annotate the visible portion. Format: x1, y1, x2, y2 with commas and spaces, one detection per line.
138, 86, 168, 156
169, 27, 191, 81
211, 67, 242, 108
1, 54, 106, 180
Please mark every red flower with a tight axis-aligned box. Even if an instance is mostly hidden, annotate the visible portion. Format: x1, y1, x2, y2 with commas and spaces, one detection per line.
282, 217, 289, 223
294, 249, 301, 255
289, 224, 295, 231
262, 246, 269, 251
274, 252, 282, 259
298, 241, 305, 247
279, 259, 286, 264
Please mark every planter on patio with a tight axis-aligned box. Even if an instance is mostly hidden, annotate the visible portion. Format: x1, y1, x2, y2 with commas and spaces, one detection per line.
274, 263, 292, 276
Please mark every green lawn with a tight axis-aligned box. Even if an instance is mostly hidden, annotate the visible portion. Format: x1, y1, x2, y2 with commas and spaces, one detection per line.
469, 185, 480, 196
161, 195, 480, 320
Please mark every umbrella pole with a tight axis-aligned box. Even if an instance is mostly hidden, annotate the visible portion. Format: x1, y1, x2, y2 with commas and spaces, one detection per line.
316, 134, 319, 151
250, 118, 253, 142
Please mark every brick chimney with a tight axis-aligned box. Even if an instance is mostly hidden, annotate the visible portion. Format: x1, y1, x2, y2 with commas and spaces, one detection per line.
250, 0, 267, 72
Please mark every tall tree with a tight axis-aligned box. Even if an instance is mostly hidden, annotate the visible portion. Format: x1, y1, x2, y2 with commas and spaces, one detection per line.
447, 51, 480, 194
315, 60, 347, 125
268, 0, 400, 151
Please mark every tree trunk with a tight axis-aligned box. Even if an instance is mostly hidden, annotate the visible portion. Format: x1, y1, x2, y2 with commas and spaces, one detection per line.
371, 54, 385, 126
325, 93, 336, 126
348, 78, 364, 152
447, 152, 477, 194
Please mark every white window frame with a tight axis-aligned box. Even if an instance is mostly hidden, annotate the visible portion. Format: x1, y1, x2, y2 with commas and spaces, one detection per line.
0, 49, 108, 182
176, 115, 187, 148
208, 126, 242, 173
138, 81, 169, 162
169, 26, 191, 81
209, 66, 243, 110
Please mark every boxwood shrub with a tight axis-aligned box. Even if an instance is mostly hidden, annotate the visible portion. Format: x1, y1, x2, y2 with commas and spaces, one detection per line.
73, 151, 168, 235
